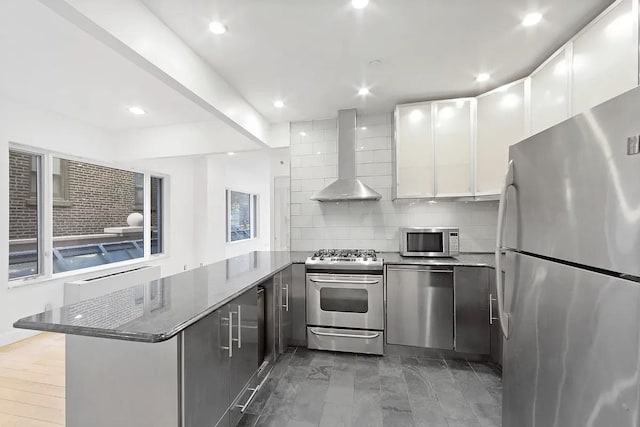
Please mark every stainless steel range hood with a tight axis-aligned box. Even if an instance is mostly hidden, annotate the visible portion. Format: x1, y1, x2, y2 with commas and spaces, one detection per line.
310, 109, 382, 202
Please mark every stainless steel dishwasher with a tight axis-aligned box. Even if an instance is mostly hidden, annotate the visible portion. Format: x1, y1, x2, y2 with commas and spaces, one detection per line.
386, 265, 454, 350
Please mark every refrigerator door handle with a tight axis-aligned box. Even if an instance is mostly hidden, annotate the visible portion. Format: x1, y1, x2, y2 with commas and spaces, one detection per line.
495, 160, 515, 339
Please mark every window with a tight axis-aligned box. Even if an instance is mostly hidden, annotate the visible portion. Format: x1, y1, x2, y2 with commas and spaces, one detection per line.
30, 157, 69, 205
150, 176, 163, 255
8, 146, 166, 282
226, 190, 258, 242
9, 149, 42, 280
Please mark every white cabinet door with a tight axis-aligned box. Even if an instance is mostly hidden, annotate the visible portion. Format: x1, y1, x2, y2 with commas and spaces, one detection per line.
395, 103, 434, 198
434, 100, 473, 197
476, 82, 525, 194
572, 0, 638, 115
531, 49, 569, 135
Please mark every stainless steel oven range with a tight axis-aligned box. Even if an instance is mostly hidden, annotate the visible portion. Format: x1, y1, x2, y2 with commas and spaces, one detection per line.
305, 249, 384, 355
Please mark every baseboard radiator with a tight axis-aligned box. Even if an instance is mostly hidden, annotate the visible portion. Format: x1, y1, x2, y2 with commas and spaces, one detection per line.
64, 265, 161, 305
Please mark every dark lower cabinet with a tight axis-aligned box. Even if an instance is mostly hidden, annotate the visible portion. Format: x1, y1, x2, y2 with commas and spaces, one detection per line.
454, 267, 490, 355
290, 264, 307, 346
277, 266, 293, 353
182, 287, 258, 427
183, 308, 230, 427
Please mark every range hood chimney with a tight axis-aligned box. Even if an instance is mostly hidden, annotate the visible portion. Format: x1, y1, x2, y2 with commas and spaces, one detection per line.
310, 109, 382, 202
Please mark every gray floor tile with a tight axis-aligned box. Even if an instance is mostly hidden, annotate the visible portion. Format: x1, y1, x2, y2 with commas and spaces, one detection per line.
382, 407, 416, 427
255, 413, 291, 427
410, 397, 448, 427
319, 402, 353, 427
352, 389, 383, 427
380, 375, 412, 413
255, 348, 501, 427
326, 372, 356, 405
236, 413, 260, 427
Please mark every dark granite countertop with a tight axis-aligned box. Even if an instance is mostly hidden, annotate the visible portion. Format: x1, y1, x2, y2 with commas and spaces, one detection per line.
381, 252, 495, 268
14, 251, 293, 343
14, 250, 494, 343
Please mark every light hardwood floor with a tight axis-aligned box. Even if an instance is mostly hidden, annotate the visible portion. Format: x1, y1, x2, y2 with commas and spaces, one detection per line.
0, 333, 65, 426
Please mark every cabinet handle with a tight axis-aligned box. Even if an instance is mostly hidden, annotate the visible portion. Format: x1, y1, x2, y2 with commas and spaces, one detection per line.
283, 283, 289, 312
231, 307, 241, 349
387, 268, 453, 274
235, 369, 271, 413
220, 317, 230, 355
237, 305, 242, 349
223, 314, 233, 358
489, 294, 499, 325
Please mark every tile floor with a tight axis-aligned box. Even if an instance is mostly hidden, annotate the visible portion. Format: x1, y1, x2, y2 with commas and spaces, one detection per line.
241, 347, 502, 427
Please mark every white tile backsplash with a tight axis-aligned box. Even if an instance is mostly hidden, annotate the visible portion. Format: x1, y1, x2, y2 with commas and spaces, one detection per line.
290, 115, 499, 253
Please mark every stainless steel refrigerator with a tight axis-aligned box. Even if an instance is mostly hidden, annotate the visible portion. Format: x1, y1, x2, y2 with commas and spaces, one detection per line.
495, 86, 640, 427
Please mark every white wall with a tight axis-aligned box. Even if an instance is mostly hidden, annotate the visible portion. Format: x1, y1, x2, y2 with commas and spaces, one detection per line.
289, 113, 498, 252
268, 123, 291, 148
0, 94, 119, 345
193, 150, 273, 265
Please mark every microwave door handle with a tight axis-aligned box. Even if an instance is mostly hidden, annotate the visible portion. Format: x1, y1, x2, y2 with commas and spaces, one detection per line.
495, 160, 515, 339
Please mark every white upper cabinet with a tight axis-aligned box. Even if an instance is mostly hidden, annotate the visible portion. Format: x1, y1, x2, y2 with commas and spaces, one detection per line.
572, 0, 638, 115
530, 49, 569, 135
393, 0, 640, 199
394, 103, 434, 198
476, 82, 525, 194
434, 100, 473, 197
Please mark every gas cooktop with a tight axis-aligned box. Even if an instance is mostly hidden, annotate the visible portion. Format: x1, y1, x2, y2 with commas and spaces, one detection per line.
305, 249, 383, 271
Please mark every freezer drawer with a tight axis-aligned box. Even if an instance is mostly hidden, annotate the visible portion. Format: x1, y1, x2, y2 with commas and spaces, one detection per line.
307, 327, 384, 355
386, 265, 454, 350
503, 252, 640, 427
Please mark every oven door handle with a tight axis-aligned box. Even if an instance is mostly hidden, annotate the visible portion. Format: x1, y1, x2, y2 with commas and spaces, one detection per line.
309, 278, 379, 285
309, 328, 380, 339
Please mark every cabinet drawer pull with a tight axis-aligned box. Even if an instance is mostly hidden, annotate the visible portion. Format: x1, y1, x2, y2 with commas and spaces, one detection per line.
235, 387, 259, 413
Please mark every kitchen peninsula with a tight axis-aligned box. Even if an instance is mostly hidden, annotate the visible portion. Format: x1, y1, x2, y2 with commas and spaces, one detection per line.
14, 251, 305, 427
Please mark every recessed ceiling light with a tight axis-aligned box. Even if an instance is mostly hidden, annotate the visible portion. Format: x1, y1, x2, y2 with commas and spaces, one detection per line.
74, 314, 83, 320
209, 21, 227, 35
128, 106, 146, 115
299, 131, 307, 136
227, 152, 235, 156
476, 73, 490, 83
522, 12, 542, 27
352, 0, 369, 9
361, 126, 367, 130
273, 100, 285, 108
358, 87, 370, 96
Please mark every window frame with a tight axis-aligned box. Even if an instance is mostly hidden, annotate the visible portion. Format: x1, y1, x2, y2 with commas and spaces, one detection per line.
226, 189, 259, 244
7, 143, 169, 287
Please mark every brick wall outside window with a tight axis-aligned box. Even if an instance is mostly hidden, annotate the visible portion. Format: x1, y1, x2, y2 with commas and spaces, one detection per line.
9, 151, 143, 240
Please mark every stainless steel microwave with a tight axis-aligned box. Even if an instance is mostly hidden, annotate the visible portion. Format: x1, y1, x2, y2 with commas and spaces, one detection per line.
400, 227, 459, 257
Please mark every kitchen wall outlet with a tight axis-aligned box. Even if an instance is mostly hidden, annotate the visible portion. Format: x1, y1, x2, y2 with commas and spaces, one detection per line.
628, 136, 640, 155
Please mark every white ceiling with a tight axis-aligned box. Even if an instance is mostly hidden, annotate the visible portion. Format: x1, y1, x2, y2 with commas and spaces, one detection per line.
142, 0, 613, 123
0, 0, 221, 132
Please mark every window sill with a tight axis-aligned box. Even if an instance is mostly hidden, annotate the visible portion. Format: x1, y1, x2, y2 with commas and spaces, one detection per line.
26, 198, 72, 208
226, 237, 259, 245
8, 254, 168, 290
